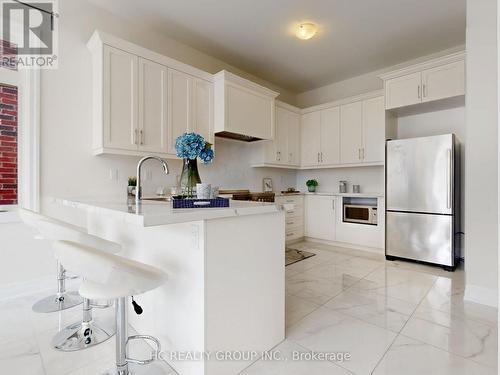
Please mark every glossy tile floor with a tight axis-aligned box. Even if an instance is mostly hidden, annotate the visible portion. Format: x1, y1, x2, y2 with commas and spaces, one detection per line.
2, 241, 498, 375
243, 241, 498, 375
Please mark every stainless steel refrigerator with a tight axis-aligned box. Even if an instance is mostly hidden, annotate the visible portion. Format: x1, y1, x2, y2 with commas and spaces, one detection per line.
385, 134, 459, 270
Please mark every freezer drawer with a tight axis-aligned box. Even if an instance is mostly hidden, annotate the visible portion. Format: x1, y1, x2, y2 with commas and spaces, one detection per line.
386, 211, 454, 266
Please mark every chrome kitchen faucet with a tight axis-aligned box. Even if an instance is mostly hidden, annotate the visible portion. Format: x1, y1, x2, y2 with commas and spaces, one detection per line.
136, 156, 169, 205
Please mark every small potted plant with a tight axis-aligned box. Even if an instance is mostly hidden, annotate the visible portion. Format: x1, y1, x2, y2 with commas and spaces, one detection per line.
306, 179, 318, 193
127, 176, 137, 197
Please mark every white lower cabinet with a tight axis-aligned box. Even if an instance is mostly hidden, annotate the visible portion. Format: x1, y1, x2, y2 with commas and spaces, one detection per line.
334, 196, 385, 249
304, 195, 336, 241
276, 195, 304, 242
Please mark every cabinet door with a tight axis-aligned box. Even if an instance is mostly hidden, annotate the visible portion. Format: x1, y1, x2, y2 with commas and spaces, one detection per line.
137, 58, 168, 153
192, 78, 214, 144
304, 195, 336, 241
385, 72, 422, 110
103, 45, 138, 151
421, 60, 465, 103
320, 106, 340, 165
287, 111, 301, 165
275, 107, 289, 163
300, 111, 321, 166
340, 101, 363, 164
362, 96, 385, 163
168, 69, 191, 155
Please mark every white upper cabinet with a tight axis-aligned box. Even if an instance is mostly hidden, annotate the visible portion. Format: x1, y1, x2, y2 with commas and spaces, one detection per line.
138, 58, 168, 153
299, 92, 387, 169
421, 60, 465, 103
340, 101, 363, 164
362, 96, 386, 163
214, 70, 279, 141
287, 110, 300, 165
384, 71, 422, 110
102, 45, 138, 151
320, 107, 341, 165
300, 111, 321, 166
251, 101, 300, 167
275, 106, 289, 163
381, 52, 465, 110
300, 107, 340, 167
88, 30, 214, 157
168, 69, 191, 155
192, 78, 214, 145
340, 96, 386, 165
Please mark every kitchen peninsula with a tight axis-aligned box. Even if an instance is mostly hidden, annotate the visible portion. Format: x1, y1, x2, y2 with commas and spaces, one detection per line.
55, 197, 285, 375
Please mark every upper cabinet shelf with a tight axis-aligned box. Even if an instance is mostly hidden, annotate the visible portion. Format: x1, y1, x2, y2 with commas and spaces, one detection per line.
380, 51, 465, 111
214, 70, 279, 142
87, 31, 214, 158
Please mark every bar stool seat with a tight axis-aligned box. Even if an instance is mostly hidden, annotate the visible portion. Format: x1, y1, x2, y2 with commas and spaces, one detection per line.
54, 241, 166, 300
20, 208, 120, 313
54, 240, 168, 375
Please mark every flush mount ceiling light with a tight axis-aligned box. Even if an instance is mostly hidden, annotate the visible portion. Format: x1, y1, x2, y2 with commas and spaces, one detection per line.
295, 22, 317, 40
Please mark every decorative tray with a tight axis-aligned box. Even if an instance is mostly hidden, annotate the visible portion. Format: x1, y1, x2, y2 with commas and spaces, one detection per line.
172, 197, 230, 209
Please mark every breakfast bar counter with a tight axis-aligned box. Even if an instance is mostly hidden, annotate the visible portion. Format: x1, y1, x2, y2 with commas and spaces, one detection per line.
55, 197, 285, 375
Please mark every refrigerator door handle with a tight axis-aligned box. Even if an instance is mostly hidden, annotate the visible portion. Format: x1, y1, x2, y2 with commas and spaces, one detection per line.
446, 148, 452, 209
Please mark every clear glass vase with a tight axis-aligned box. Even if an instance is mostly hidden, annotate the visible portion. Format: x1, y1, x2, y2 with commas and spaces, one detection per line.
180, 158, 201, 198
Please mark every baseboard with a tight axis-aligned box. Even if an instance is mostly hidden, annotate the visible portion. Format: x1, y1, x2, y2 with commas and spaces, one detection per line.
302, 237, 384, 256
464, 284, 498, 308
0, 275, 80, 302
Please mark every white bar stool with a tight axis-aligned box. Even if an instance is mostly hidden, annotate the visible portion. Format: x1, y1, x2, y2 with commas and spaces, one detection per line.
54, 240, 169, 375
19, 208, 84, 313
19, 209, 121, 351
34, 217, 122, 351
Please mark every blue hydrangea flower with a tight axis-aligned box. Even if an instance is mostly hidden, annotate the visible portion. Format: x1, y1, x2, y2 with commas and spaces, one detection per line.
175, 132, 215, 164
200, 148, 214, 164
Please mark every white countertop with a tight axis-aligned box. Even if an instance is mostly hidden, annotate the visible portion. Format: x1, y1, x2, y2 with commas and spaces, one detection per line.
276, 192, 384, 198
56, 197, 279, 227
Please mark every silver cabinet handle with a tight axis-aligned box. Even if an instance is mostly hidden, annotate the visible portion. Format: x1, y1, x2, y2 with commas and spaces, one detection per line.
286, 233, 294, 237
446, 148, 452, 209
358, 148, 361, 160
320, 152, 323, 162
134, 129, 138, 145
276, 151, 279, 161
332, 199, 335, 211
361, 148, 365, 160
418, 85, 421, 99
317, 152, 320, 163
423, 84, 427, 98
140, 129, 144, 145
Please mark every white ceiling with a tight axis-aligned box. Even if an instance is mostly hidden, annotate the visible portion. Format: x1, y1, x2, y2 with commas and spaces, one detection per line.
89, 0, 466, 93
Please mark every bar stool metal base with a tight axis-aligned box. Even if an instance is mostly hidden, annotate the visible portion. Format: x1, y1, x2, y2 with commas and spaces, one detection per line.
51, 317, 115, 351
32, 291, 83, 313
104, 363, 170, 375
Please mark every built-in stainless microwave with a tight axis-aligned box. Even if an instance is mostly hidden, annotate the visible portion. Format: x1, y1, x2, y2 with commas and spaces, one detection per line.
343, 204, 378, 225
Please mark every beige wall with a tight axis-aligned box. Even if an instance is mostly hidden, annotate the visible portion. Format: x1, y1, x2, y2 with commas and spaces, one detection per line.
464, 0, 498, 307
